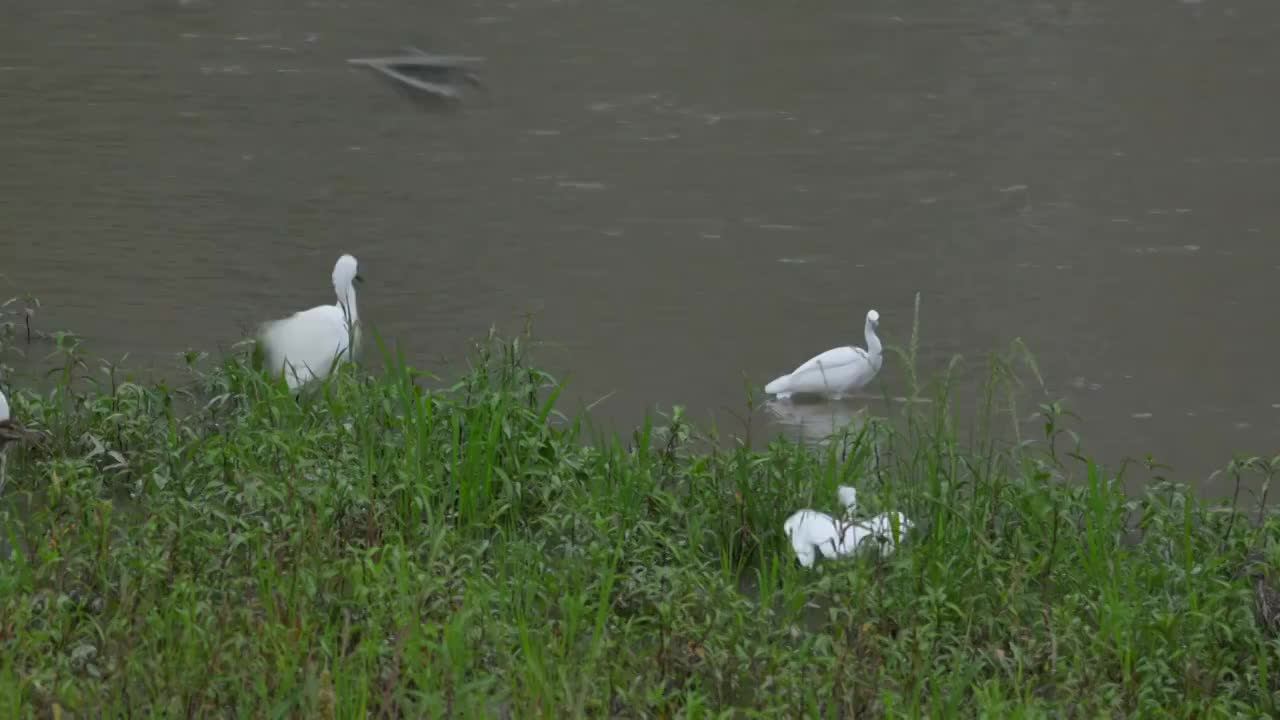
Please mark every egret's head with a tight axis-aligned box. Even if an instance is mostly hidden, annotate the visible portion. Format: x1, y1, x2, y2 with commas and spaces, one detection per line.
836, 485, 858, 512
333, 254, 362, 288
866, 309, 880, 329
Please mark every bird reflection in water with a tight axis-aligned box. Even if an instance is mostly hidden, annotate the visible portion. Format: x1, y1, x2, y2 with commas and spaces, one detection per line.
763, 396, 871, 445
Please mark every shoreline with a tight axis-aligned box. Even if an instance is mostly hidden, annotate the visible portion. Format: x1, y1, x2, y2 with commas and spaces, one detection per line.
1, 332, 1277, 715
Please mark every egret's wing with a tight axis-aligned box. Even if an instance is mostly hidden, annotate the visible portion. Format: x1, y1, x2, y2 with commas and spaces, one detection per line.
790, 346, 865, 376
784, 346, 870, 390
258, 305, 352, 383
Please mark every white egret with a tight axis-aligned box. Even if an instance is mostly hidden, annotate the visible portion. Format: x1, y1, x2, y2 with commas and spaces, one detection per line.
765, 310, 883, 400
257, 254, 364, 389
0, 388, 30, 494
783, 485, 912, 568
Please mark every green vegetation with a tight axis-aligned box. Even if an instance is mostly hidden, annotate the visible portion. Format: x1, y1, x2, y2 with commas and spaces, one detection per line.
1, 309, 1279, 717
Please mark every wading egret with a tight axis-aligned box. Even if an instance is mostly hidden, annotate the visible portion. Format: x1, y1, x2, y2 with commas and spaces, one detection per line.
257, 254, 364, 389
765, 309, 882, 400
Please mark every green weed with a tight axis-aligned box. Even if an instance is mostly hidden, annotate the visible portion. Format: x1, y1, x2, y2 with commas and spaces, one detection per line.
0, 320, 1276, 717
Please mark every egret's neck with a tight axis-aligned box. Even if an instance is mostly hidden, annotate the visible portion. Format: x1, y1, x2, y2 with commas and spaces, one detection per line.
864, 322, 882, 357
335, 281, 359, 327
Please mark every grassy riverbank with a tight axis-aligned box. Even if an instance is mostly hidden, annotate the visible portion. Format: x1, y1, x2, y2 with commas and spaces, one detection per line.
1, 328, 1278, 717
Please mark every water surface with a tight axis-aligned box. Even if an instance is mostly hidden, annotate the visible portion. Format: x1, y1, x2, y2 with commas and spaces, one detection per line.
2, 0, 1278, 493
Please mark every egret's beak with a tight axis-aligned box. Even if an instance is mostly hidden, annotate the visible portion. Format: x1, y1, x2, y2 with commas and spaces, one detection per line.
354, 274, 365, 285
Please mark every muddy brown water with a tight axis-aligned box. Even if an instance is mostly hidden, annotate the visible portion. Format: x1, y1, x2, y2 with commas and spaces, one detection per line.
2, 0, 1278, 496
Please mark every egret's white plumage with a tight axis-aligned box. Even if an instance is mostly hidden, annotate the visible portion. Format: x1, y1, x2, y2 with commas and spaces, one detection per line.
765, 309, 883, 400
258, 254, 363, 390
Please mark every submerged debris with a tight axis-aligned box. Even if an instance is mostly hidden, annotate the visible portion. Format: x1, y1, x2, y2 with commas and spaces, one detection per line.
348, 46, 483, 101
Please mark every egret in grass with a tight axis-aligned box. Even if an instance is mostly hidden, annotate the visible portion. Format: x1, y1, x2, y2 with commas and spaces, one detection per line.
782, 485, 912, 568
256, 254, 364, 390
783, 508, 912, 568
765, 309, 883, 400
0, 387, 34, 494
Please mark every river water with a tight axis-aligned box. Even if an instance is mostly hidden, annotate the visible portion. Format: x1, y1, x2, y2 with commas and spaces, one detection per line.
2, 0, 1278, 494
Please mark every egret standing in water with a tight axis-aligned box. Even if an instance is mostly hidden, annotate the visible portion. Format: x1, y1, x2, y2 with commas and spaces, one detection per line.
765, 309, 883, 400
257, 254, 364, 390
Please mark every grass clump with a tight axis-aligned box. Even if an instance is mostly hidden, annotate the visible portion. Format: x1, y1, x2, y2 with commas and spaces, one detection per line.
0, 327, 1278, 717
